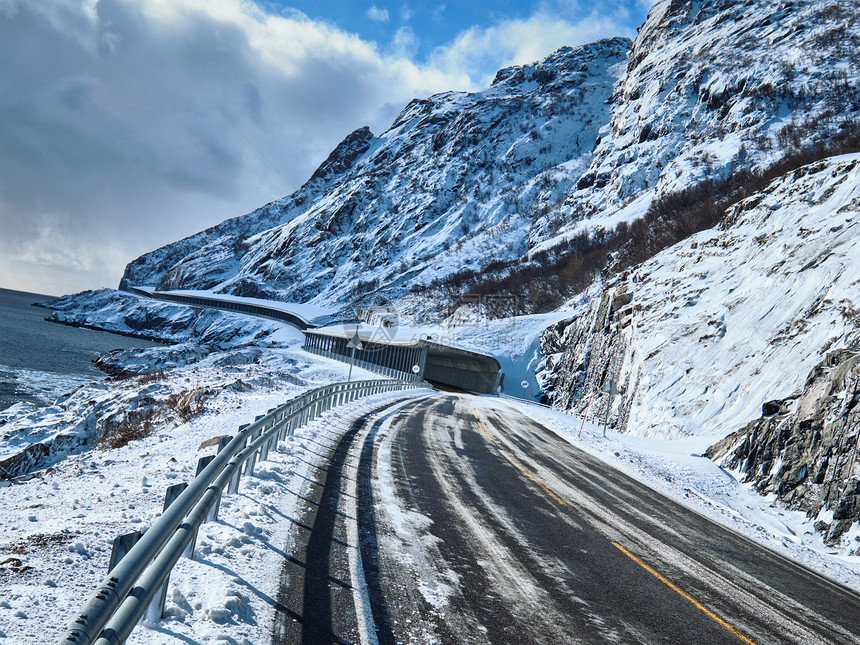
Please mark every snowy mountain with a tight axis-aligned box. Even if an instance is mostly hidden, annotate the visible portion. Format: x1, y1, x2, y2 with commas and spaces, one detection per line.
121, 38, 631, 310
118, 0, 858, 319
536, 0, 860, 249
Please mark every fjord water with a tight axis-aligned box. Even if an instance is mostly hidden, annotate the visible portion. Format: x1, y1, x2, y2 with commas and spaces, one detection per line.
0, 288, 159, 411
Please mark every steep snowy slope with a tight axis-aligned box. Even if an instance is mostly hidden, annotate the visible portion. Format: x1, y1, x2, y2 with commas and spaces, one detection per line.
534, 0, 860, 248
122, 39, 631, 308
540, 153, 860, 441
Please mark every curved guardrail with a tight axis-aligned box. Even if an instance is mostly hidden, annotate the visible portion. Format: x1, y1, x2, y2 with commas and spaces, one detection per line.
57, 378, 426, 645
127, 288, 313, 330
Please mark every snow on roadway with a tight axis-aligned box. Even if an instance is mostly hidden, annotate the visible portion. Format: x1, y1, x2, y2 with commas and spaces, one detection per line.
489, 396, 860, 592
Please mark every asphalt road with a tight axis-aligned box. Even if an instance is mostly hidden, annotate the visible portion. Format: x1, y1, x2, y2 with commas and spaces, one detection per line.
272, 393, 860, 644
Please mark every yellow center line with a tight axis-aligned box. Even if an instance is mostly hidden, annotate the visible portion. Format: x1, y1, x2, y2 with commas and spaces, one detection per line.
499, 449, 568, 507
476, 420, 493, 442
611, 542, 759, 645
473, 408, 494, 442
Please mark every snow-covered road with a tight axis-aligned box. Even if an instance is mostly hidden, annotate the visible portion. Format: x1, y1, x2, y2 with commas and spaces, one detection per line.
275, 393, 860, 644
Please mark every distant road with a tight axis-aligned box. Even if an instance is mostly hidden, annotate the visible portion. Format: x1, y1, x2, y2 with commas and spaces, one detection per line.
127, 287, 315, 330
273, 394, 860, 644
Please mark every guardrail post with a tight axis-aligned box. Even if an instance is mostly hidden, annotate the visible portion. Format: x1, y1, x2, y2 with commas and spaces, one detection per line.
245, 446, 258, 478
244, 417, 264, 477
276, 408, 286, 442
163, 483, 188, 510
147, 483, 188, 622
108, 531, 144, 573
195, 454, 221, 523
260, 432, 271, 462
227, 428, 247, 495
196, 455, 215, 475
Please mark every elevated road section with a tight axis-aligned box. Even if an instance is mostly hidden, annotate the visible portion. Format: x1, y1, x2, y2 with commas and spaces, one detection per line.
126, 287, 322, 330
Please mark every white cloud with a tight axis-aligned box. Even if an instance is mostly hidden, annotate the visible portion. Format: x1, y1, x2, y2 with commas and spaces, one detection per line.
430, 9, 635, 86
0, 0, 468, 294
367, 5, 390, 24
388, 26, 419, 58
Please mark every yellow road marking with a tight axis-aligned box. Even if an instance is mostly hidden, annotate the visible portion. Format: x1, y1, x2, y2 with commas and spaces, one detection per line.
476, 420, 494, 442
499, 450, 568, 507
611, 542, 759, 645
473, 408, 494, 442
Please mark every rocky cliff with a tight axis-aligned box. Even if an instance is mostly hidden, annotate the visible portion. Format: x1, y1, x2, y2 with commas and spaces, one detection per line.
539, 154, 860, 441
537, 0, 860, 249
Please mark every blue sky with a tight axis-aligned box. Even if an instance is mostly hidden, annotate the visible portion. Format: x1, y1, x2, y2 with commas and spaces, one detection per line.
267, 1, 647, 52
265, 0, 650, 80
0, 0, 652, 295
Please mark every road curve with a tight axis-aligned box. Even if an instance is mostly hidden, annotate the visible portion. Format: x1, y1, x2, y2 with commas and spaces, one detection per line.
272, 393, 860, 645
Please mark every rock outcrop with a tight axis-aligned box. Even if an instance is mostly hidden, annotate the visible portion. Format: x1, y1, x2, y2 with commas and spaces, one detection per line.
538, 277, 637, 430
707, 341, 860, 548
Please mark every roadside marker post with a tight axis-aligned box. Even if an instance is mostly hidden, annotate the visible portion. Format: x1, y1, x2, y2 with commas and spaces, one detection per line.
578, 392, 594, 439
346, 329, 363, 383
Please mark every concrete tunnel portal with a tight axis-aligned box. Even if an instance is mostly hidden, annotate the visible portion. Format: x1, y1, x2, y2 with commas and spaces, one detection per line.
302, 328, 503, 394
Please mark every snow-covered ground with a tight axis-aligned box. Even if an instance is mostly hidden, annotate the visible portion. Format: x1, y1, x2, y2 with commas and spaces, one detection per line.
4, 264, 860, 642
0, 338, 424, 643
504, 397, 860, 590
595, 153, 860, 440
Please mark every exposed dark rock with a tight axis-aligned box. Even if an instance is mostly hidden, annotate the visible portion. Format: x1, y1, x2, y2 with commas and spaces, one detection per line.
537, 280, 637, 431
762, 399, 783, 416
309, 126, 375, 183
707, 342, 860, 545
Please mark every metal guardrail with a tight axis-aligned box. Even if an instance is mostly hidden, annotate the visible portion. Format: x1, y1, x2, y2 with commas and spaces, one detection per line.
57, 378, 426, 645
303, 343, 423, 381
497, 392, 577, 417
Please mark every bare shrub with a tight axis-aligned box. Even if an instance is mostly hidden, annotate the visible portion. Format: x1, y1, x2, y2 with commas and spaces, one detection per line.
98, 388, 210, 450
99, 408, 156, 450
439, 120, 860, 316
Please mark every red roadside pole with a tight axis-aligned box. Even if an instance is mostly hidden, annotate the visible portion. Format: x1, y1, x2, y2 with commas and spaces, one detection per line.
578, 392, 594, 439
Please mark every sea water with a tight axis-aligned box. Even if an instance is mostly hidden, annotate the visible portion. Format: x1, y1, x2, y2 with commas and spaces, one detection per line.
0, 288, 160, 411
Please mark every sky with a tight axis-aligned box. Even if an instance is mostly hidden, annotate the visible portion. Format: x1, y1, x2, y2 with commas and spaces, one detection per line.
0, 0, 651, 297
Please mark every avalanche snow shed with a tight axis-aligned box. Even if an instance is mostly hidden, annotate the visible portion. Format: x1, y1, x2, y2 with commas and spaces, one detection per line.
302, 328, 502, 394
